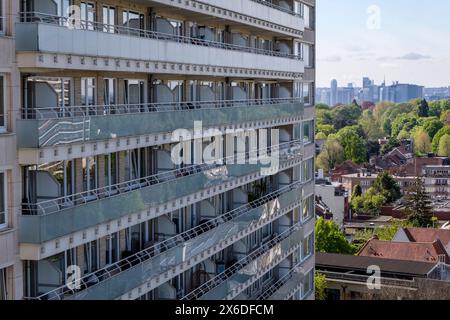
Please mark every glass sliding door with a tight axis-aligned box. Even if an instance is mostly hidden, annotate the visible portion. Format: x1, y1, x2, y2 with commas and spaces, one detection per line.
122, 10, 144, 36
124, 80, 145, 112
83, 240, 99, 273
81, 78, 96, 114
104, 152, 118, 193
103, 78, 116, 114
0, 172, 6, 229
0, 0, 4, 34
80, 2, 96, 30
0, 75, 4, 131
102, 5, 115, 33
82, 157, 98, 196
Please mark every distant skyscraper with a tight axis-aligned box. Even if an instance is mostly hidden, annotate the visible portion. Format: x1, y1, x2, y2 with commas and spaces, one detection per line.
331, 79, 338, 106
381, 82, 424, 103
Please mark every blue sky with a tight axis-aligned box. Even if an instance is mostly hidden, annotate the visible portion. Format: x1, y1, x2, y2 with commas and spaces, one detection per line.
316, 0, 450, 87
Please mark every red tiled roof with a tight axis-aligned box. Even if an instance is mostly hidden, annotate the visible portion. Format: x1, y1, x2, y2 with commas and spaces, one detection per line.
357, 238, 450, 264
402, 228, 450, 248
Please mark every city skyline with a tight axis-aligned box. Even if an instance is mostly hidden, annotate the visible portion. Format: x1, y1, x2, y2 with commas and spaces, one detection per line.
317, 0, 450, 88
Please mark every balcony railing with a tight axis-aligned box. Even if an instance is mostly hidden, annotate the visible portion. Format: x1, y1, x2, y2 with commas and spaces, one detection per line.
320, 270, 417, 289
19, 12, 301, 60
27, 180, 304, 300
250, 0, 302, 17
182, 222, 304, 300
22, 140, 304, 217
256, 258, 312, 300
22, 98, 303, 120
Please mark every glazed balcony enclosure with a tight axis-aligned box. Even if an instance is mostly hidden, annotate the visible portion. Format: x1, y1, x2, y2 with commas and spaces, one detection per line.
183, 222, 306, 300
19, 141, 306, 244
29, 181, 304, 300
17, 98, 305, 148
15, 13, 304, 74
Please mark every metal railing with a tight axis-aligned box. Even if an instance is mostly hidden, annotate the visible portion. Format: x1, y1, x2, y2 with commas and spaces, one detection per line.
250, 0, 302, 17
27, 180, 303, 300
19, 12, 301, 60
22, 97, 303, 120
320, 271, 417, 288
22, 140, 304, 216
182, 222, 303, 300
256, 258, 311, 300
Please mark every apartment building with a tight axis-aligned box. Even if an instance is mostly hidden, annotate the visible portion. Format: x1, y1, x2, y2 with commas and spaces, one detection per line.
0, 0, 315, 300
423, 165, 450, 199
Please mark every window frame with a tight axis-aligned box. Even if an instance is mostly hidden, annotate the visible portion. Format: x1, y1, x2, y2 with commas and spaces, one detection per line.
0, 0, 5, 35
0, 74, 5, 132
0, 171, 7, 230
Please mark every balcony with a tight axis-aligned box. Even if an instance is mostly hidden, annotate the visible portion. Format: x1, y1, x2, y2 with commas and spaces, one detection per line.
15, 13, 304, 77
28, 181, 304, 300
17, 98, 305, 149
257, 254, 314, 300
182, 222, 304, 300
19, 140, 305, 245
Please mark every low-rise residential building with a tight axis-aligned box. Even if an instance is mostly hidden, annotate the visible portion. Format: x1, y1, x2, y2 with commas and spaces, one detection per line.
315, 178, 349, 227
341, 172, 414, 198
423, 165, 450, 199
357, 237, 450, 264
394, 227, 450, 256
316, 252, 450, 300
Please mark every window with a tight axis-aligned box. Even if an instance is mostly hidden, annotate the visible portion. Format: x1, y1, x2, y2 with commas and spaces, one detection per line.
0, 267, 7, 300
104, 152, 118, 189
302, 195, 313, 222
302, 233, 313, 260
80, 2, 96, 30
0, 0, 4, 34
302, 83, 312, 105
84, 240, 99, 273
0, 172, 6, 229
302, 43, 312, 67
82, 156, 98, 193
302, 4, 312, 29
81, 78, 96, 108
102, 6, 115, 33
25, 77, 72, 117
103, 78, 116, 113
0, 75, 4, 131
122, 10, 144, 36
106, 232, 120, 265
54, 0, 72, 18
302, 269, 314, 298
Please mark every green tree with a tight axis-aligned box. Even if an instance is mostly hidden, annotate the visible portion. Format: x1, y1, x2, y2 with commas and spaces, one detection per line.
316, 138, 344, 172
335, 126, 368, 164
315, 217, 357, 254
422, 118, 444, 140
438, 134, 450, 157
432, 126, 450, 153
372, 171, 402, 203
405, 177, 434, 228
412, 128, 432, 155
316, 108, 333, 126
316, 124, 336, 137
441, 110, 450, 123
381, 137, 400, 155
359, 109, 384, 140
397, 129, 410, 140
417, 99, 429, 117
331, 103, 362, 130
353, 184, 362, 197
315, 132, 327, 140
391, 114, 419, 138
315, 272, 327, 300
